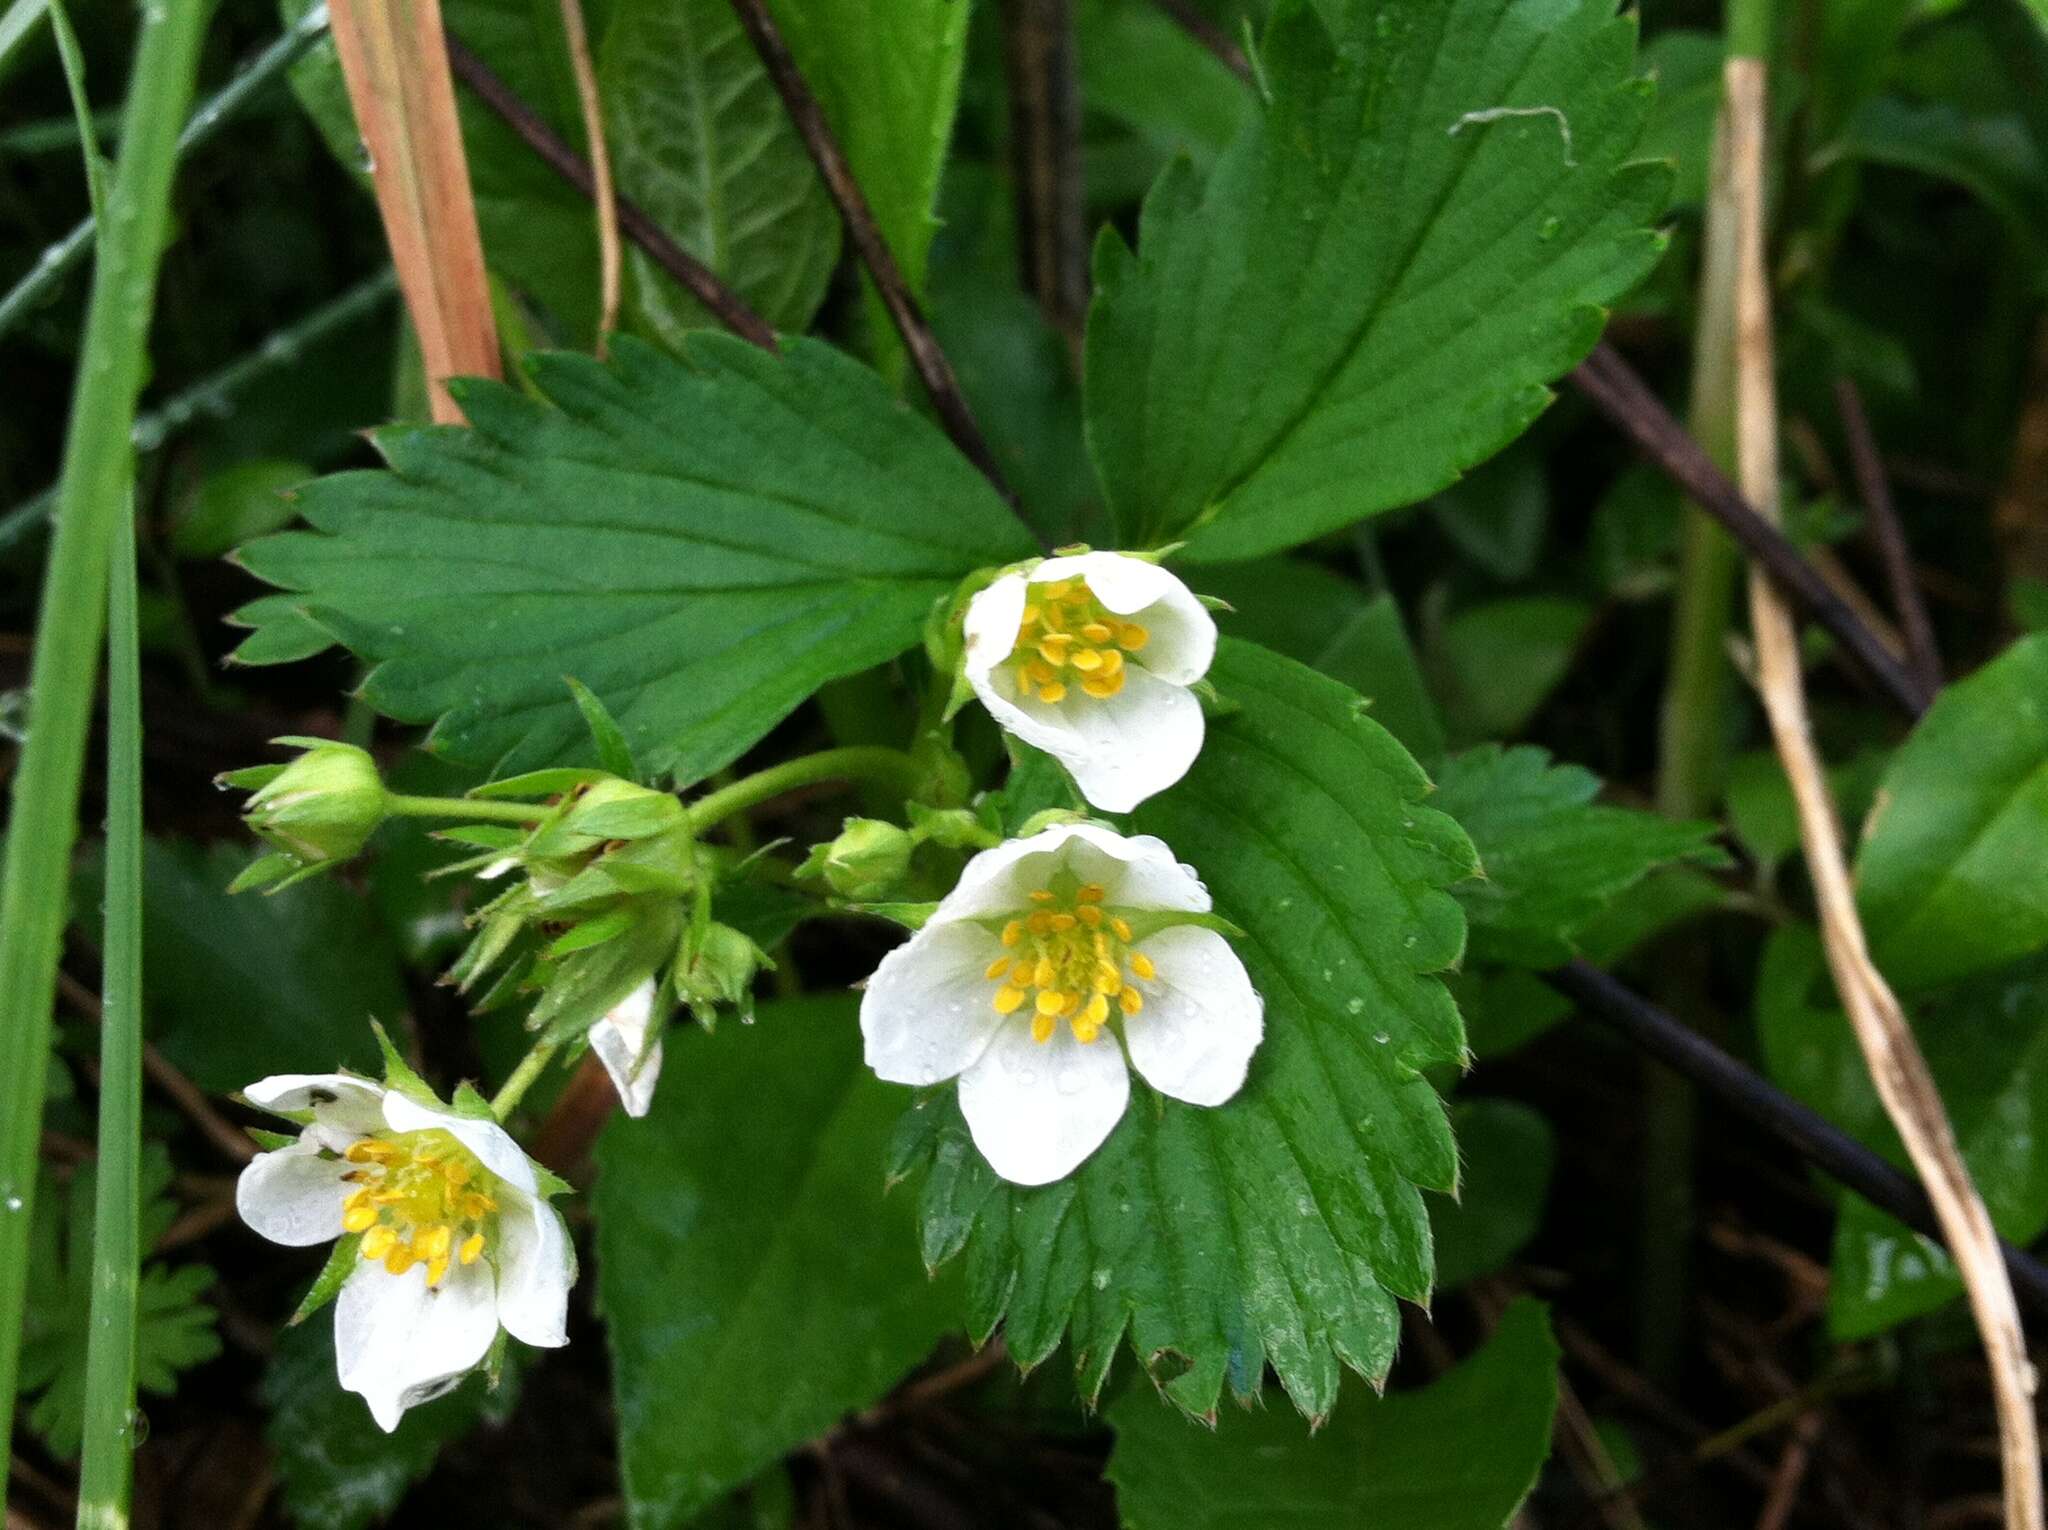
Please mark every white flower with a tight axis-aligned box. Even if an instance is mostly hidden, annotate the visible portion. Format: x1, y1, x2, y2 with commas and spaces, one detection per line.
234, 1073, 573, 1430
588, 979, 663, 1118
861, 823, 1263, 1185
962, 552, 1217, 813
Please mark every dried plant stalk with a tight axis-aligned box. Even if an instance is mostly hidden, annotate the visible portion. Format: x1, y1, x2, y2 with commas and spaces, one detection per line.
556, 0, 619, 353
329, 0, 499, 422
1725, 56, 2044, 1530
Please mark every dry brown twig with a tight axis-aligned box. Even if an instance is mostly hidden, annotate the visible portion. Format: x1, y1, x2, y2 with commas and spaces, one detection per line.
1724, 57, 2043, 1530
328, 0, 500, 423
555, 0, 619, 353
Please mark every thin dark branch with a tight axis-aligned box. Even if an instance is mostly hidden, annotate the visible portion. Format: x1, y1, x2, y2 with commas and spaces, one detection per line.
1836, 377, 1943, 694
1148, 0, 1250, 80
724, 0, 1017, 503
445, 37, 779, 350
1570, 343, 1935, 720
1001, 0, 1089, 351
1547, 960, 2048, 1320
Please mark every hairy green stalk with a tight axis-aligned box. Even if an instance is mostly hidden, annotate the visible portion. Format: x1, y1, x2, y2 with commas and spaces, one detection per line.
77, 508, 145, 1530
0, 0, 208, 1490
682, 747, 923, 834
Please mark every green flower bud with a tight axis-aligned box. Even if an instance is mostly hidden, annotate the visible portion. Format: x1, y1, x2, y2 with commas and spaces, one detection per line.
675, 922, 772, 1022
800, 817, 916, 901
225, 739, 387, 868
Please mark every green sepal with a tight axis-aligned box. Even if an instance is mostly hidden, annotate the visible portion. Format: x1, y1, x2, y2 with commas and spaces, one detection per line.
433, 825, 529, 851
545, 906, 635, 959
450, 1080, 499, 1122
566, 675, 640, 781
369, 1020, 441, 1107
245, 1127, 298, 1152
531, 1162, 575, 1201
849, 900, 940, 930
226, 851, 304, 895
1117, 907, 1247, 940
216, 763, 286, 791
470, 767, 610, 800
290, 1234, 363, 1325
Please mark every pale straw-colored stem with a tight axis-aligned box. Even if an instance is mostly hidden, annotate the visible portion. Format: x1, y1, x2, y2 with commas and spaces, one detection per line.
1726, 55, 2044, 1530
556, 0, 619, 354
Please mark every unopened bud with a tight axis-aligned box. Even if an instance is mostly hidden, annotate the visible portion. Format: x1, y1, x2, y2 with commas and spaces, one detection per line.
800, 818, 916, 901
223, 739, 386, 868
675, 922, 771, 1020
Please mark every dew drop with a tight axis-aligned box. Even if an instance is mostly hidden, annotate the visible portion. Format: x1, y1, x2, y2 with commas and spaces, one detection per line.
1538, 215, 1562, 240
1091, 1267, 1112, 1290
1346, 998, 1364, 1015
1373, 1031, 1390, 1045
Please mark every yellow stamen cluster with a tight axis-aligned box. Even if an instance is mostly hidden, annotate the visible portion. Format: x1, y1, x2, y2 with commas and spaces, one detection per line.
986, 882, 1157, 1044
1011, 578, 1150, 705
340, 1129, 495, 1289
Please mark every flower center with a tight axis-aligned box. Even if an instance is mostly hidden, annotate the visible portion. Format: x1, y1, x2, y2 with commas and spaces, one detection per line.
340, 1128, 496, 1288
1010, 578, 1150, 705
985, 882, 1157, 1044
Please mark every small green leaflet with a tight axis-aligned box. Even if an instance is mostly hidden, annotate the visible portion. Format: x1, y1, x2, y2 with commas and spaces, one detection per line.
772, 0, 969, 379
265, 1314, 520, 1530
1432, 743, 1725, 967
1857, 632, 2048, 993
233, 334, 1036, 781
17, 1150, 221, 1457
1105, 1298, 1560, 1530
1759, 930, 2048, 1339
596, 997, 960, 1530
600, 0, 841, 341
1084, 0, 1668, 560
894, 639, 1476, 1421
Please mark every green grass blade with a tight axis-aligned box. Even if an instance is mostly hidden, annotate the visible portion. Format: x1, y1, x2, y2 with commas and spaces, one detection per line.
0, 0, 49, 82
76, 504, 143, 1530
45, 0, 107, 220
0, 0, 209, 1504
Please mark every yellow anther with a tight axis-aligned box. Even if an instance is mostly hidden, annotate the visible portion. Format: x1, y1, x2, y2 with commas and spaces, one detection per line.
1002, 920, 1024, 947
986, 955, 1013, 980
343, 1203, 380, 1234
1077, 884, 1105, 903
442, 1158, 472, 1187
1039, 682, 1067, 704
1078, 905, 1103, 927
1037, 635, 1072, 664
1129, 951, 1157, 981
1028, 911, 1054, 935
1083, 673, 1124, 699
1029, 889, 1056, 903
419, 1225, 454, 1261
1021, 604, 1041, 625
1069, 647, 1104, 672
994, 985, 1027, 1015
1035, 989, 1068, 1016
1081, 621, 1115, 643
425, 1256, 451, 1289
461, 1193, 494, 1219
1119, 623, 1150, 651
1083, 993, 1110, 1027
1027, 659, 1058, 686
459, 1233, 486, 1265
1031, 1012, 1057, 1044
361, 1225, 397, 1260
346, 1140, 394, 1163
1112, 917, 1134, 941
1043, 580, 1075, 599
384, 1243, 418, 1276
1073, 1019, 1102, 1044
1121, 987, 1144, 1016
1048, 912, 1078, 932
1098, 649, 1125, 678
1096, 963, 1123, 993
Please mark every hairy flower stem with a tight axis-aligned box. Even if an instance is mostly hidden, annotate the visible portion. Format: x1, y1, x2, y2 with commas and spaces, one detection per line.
384, 792, 553, 826
682, 747, 924, 834
492, 1040, 562, 1120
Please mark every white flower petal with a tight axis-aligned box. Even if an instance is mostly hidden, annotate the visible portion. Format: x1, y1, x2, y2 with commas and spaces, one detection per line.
243, 1073, 387, 1136
861, 920, 1010, 1085
962, 571, 1029, 681
590, 980, 663, 1118
335, 1258, 499, 1432
921, 823, 1212, 930
1053, 668, 1207, 812
1121, 926, 1265, 1107
958, 1021, 1130, 1185
490, 1187, 574, 1349
380, 1093, 539, 1198
234, 1142, 353, 1248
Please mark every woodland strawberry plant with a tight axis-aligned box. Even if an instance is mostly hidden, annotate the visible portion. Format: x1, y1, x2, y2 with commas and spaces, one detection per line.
3, 0, 2047, 1527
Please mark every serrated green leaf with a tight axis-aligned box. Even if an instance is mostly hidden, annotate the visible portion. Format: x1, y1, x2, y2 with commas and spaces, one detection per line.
1857, 633, 2048, 991
595, 996, 961, 1530
18, 1151, 221, 1458
233, 335, 1035, 781
600, 0, 840, 342
1105, 1297, 1560, 1529
1192, 560, 1447, 763
1432, 596, 1593, 744
1432, 743, 1723, 967
1758, 929, 2048, 1338
899, 639, 1476, 1420
773, 0, 967, 380
1083, 0, 1668, 559
265, 1312, 519, 1530
1077, 0, 1252, 169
